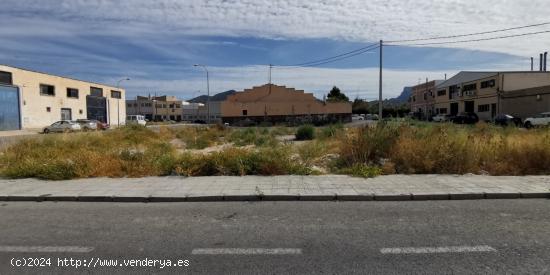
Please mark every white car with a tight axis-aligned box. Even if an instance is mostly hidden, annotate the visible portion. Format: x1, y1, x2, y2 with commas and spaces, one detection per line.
524, 112, 550, 128
352, 115, 364, 121
432, 114, 450, 122
43, 121, 82, 134
126, 115, 147, 126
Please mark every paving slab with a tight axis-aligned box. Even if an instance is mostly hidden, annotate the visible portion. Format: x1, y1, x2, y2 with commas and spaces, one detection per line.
0, 175, 548, 202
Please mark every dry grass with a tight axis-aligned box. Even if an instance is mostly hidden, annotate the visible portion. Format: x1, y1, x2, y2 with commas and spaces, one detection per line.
1, 123, 549, 180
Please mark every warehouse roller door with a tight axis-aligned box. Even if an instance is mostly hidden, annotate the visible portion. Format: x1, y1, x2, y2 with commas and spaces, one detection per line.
0, 85, 21, 131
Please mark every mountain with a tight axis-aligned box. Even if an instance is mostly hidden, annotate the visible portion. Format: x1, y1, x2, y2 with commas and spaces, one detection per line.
188, 90, 236, 104
366, 86, 412, 108
394, 86, 413, 103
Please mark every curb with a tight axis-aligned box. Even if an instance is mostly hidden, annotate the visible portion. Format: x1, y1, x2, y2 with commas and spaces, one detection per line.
0, 192, 548, 202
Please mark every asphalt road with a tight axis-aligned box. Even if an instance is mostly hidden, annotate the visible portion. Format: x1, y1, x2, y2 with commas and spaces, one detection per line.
0, 200, 549, 274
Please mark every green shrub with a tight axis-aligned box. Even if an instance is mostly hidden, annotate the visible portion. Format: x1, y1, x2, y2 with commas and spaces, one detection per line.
295, 125, 315, 140
338, 164, 382, 178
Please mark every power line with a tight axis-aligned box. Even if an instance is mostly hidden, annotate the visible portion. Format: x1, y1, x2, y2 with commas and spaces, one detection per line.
386, 22, 550, 43
275, 42, 379, 67
275, 45, 380, 69
386, 30, 550, 46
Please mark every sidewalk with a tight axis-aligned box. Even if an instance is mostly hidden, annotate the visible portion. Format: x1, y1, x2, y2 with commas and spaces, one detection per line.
0, 175, 549, 202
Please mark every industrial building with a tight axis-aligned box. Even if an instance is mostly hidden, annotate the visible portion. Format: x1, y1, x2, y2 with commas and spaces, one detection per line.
220, 84, 352, 125
433, 71, 550, 121
0, 64, 126, 131
410, 80, 445, 120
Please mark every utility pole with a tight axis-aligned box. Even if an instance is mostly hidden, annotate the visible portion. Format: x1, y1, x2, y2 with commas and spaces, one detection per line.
378, 40, 383, 120
531, 57, 534, 71
268, 64, 272, 84
268, 64, 272, 94
194, 64, 210, 124
116, 77, 130, 127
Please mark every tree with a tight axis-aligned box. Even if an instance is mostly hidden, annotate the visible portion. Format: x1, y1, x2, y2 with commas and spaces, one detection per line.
352, 97, 370, 114
326, 86, 349, 102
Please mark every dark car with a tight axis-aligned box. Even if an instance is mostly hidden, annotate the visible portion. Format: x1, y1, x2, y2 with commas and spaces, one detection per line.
450, 112, 479, 124
494, 114, 522, 127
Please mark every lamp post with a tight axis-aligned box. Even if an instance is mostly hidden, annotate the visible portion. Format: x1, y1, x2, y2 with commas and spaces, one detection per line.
193, 64, 210, 124
116, 77, 130, 126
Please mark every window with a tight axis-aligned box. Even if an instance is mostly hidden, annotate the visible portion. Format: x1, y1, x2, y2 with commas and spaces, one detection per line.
449, 85, 459, 93
423, 93, 427, 100
437, 90, 446, 96
46, 107, 51, 112
40, 84, 55, 96
412, 96, 416, 102
90, 87, 103, 97
111, 90, 121, 99
127, 103, 133, 107
478, 104, 490, 112
242, 110, 248, 116
439, 108, 448, 114
79, 109, 83, 114
463, 83, 477, 92
67, 88, 79, 98
0, 71, 13, 85
481, 79, 496, 89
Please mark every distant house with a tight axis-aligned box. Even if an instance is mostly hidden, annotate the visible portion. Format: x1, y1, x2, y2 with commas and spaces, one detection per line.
126, 95, 184, 121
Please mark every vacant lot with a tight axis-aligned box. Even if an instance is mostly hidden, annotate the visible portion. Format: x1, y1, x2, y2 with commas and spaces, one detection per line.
0, 122, 549, 180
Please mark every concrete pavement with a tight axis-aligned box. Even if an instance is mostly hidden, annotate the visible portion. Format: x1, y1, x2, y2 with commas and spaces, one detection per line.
0, 200, 549, 274
0, 175, 549, 202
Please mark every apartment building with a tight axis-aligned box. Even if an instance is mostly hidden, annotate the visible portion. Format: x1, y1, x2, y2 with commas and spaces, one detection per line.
410, 80, 444, 120
126, 95, 183, 121
434, 71, 550, 121
0, 64, 125, 130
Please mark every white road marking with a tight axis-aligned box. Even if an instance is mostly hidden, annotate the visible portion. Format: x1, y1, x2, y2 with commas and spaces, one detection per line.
0, 246, 94, 253
380, 245, 497, 254
191, 248, 302, 255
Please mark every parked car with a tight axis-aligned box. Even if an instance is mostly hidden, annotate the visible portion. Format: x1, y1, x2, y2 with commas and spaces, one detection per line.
76, 119, 98, 131
494, 114, 522, 127
96, 121, 110, 130
126, 115, 147, 126
352, 114, 364, 121
450, 112, 479, 124
43, 120, 81, 134
432, 114, 450, 122
523, 112, 550, 128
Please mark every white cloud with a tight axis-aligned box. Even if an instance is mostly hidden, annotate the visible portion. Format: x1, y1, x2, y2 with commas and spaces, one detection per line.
3, 0, 550, 56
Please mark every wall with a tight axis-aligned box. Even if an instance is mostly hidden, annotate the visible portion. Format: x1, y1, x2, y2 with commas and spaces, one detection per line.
501, 72, 550, 92
0, 65, 125, 129
501, 86, 550, 119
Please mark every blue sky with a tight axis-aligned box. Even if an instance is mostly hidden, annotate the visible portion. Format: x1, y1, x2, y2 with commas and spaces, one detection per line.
1, 0, 548, 100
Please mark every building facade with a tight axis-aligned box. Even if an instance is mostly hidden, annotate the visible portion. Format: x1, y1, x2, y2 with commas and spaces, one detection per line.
434, 71, 550, 121
410, 80, 443, 120
220, 84, 352, 125
126, 95, 183, 121
0, 64, 125, 130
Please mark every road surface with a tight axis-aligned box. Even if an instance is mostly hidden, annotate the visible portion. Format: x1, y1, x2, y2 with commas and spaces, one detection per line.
0, 200, 549, 274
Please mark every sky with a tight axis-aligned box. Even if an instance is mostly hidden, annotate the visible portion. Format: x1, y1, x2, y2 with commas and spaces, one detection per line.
1, 0, 549, 100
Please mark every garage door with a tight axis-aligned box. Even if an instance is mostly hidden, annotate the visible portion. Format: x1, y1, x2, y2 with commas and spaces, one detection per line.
0, 85, 21, 130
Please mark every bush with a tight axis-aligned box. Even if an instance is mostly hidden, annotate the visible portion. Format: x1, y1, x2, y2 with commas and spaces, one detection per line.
295, 125, 315, 140
337, 163, 382, 178
319, 123, 344, 139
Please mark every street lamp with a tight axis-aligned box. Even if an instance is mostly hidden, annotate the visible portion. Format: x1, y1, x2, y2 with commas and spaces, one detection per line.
116, 77, 131, 127
193, 64, 210, 124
